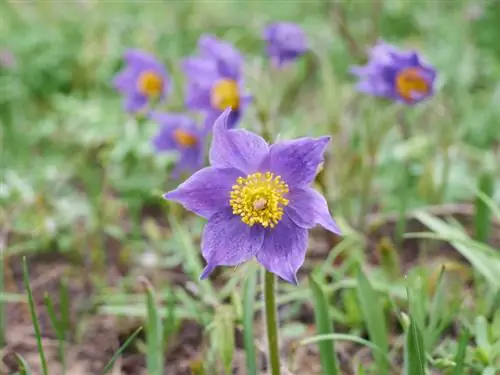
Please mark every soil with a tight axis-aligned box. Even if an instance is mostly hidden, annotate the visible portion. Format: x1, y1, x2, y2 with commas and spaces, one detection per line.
1, 203, 499, 375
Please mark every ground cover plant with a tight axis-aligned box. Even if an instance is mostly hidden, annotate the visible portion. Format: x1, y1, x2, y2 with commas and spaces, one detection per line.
1, 1, 500, 374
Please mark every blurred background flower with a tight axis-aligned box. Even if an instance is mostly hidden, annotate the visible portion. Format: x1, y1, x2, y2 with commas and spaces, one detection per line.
263, 22, 308, 67
350, 41, 437, 105
151, 112, 205, 178
182, 35, 252, 130
113, 49, 170, 113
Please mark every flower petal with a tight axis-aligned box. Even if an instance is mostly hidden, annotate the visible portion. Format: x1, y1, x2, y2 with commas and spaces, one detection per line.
200, 208, 264, 278
209, 109, 269, 173
286, 187, 341, 234
262, 136, 330, 188
124, 93, 148, 113
164, 167, 243, 219
172, 147, 204, 178
256, 215, 308, 285
198, 35, 243, 79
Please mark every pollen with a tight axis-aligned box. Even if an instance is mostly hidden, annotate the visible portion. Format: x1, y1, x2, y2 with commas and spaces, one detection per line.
395, 67, 430, 102
137, 70, 164, 97
173, 129, 198, 148
210, 79, 240, 111
229, 172, 289, 228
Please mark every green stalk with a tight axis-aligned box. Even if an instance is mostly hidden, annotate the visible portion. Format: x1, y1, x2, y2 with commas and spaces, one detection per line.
474, 170, 494, 244
263, 269, 281, 375
395, 110, 411, 244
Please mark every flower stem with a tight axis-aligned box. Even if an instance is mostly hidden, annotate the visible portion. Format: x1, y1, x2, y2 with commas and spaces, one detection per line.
263, 269, 281, 375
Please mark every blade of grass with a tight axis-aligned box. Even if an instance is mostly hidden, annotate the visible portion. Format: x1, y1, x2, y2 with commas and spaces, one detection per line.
15, 353, 33, 375
242, 267, 258, 375
356, 269, 389, 374
452, 328, 470, 375
474, 171, 494, 243
310, 273, 340, 375
405, 289, 426, 375
139, 277, 164, 375
100, 326, 143, 375
22, 257, 49, 375
43, 293, 66, 375
426, 266, 447, 349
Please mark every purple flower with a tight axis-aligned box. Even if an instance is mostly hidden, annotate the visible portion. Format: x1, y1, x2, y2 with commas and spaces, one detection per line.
350, 41, 437, 105
151, 113, 204, 178
0, 49, 16, 69
182, 35, 251, 130
263, 23, 308, 67
113, 49, 169, 113
164, 109, 341, 284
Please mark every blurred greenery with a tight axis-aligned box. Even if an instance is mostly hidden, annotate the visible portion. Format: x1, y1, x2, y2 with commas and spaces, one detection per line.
1, 0, 499, 374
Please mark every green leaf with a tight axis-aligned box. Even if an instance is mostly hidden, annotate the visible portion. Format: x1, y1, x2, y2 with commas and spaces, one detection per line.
356, 270, 389, 374
22, 257, 49, 375
142, 278, 164, 375
211, 306, 235, 375
310, 273, 340, 375
452, 328, 470, 375
101, 327, 143, 375
15, 353, 33, 375
474, 171, 494, 243
404, 316, 426, 375
242, 268, 258, 375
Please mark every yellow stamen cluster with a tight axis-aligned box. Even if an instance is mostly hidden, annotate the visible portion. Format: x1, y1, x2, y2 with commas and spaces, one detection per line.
395, 67, 429, 102
173, 129, 197, 148
137, 70, 164, 97
210, 79, 240, 111
230, 172, 289, 228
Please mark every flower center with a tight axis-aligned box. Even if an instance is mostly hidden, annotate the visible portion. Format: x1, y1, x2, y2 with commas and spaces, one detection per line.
210, 79, 240, 111
138, 70, 164, 97
230, 172, 289, 228
173, 129, 197, 148
395, 67, 430, 102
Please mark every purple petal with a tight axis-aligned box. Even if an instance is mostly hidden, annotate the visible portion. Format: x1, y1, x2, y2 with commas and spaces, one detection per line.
198, 35, 243, 79
209, 109, 269, 173
164, 167, 243, 219
261, 136, 330, 188
200, 208, 264, 278
286, 187, 341, 234
171, 147, 204, 178
113, 67, 136, 92
256, 215, 308, 285
182, 57, 218, 85
185, 81, 213, 110
124, 93, 148, 113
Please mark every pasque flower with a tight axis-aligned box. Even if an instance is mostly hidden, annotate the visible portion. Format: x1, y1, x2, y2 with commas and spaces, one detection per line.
151, 113, 204, 178
350, 41, 437, 105
164, 109, 341, 284
263, 22, 308, 67
182, 35, 251, 130
113, 49, 169, 113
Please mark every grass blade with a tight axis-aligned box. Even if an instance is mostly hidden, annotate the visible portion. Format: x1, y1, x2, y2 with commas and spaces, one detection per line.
0, 246, 5, 347
310, 273, 340, 375
43, 293, 66, 375
22, 257, 49, 375
452, 328, 470, 375
140, 277, 164, 375
100, 326, 143, 375
474, 171, 494, 243
356, 269, 389, 374
403, 316, 426, 375
15, 353, 33, 375
242, 267, 258, 375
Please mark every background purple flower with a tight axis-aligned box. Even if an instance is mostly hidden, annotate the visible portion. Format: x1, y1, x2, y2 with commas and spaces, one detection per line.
263, 22, 308, 67
151, 112, 204, 178
113, 49, 169, 113
165, 109, 341, 284
350, 41, 437, 105
182, 35, 251, 130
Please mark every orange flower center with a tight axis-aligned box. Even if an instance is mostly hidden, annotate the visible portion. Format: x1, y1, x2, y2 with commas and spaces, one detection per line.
395, 67, 430, 102
137, 70, 164, 97
210, 79, 240, 111
173, 129, 197, 148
